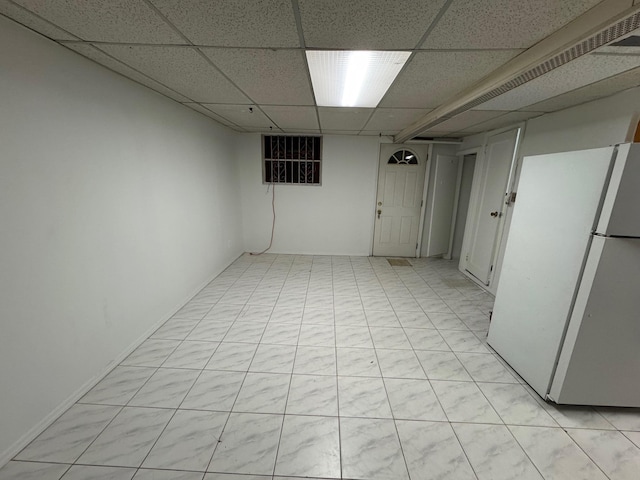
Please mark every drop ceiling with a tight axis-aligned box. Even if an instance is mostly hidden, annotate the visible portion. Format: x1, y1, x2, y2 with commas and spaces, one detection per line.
2, 0, 639, 139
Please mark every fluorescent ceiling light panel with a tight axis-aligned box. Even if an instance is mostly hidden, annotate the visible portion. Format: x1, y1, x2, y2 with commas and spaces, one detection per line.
306, 50, 411, 108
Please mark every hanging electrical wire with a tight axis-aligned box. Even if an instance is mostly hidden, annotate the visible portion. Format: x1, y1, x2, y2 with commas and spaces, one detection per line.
250, 183, 276, 255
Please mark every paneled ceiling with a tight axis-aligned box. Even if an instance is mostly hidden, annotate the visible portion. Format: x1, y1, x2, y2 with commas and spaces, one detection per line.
2, 0, 639, 139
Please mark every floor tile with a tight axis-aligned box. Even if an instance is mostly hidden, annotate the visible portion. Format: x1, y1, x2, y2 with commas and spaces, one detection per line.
415, 350, 472, 381
128, 368, 199, 408
427, 312, 469, 330
259, 323, 300, 345
334, 308, 368, 325
396, 420, 476, 480
365, 310, 401, 327
396, 311, 435, 329
624, 430, 640, 448
596, 407, 640, 431
77, 407, 174, 467
376, 349, 426, 379
249, 343, 296, 373
207, 413, 282, 475
270, 305, 304, 323
340, 417, 409, 479
162, 341, 219, 369
61, 465, 136, 480
453, 423, 543, 480
336, 347, 380, 377
0, 461, 69, 480
298, 324, 335, 347
540, 403, 615, 430
15, 404, 120, 463
338, 376, 392, 418
151, 319, 199, 340
274, 415, 340, 478
509, 426, 607, 480
233, 372, 290, 414
335, 325, 373, 348
286, 374, 338, 416
172, 303, 213, 320
431, 380, 502, 423
369, 327, 412, 349
136, 470, 204, 479
456, 353, 518, 383
187, 322, 233, 343
121, 339, 180, 367
79, 366, 156, 405
568, 429, 640, 480
205, 342, 257, 371
142, 410, 228, 471
181, 370, 245, 411
302, 307, 334, 325
440, 330, 489, 353
293, 345, 336, 375
478, 383, 557, 426
222, 322, 266, 343
385, 378, 446, 421
404, 328, 449, 350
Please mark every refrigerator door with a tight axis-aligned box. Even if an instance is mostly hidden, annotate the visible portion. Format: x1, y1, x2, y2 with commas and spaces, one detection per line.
596, 143, 640, 237
550, 236, 640, 406
488, 147, 614, 398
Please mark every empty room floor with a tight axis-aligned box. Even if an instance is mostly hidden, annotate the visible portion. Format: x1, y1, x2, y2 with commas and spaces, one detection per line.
3, 254, 640, 480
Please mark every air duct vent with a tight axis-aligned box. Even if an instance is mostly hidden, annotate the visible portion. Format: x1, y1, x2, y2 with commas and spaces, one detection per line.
414, 10, 640, 135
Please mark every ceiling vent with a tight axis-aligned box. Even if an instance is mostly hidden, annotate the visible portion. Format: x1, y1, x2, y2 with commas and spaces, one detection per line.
397, 7, 640, 142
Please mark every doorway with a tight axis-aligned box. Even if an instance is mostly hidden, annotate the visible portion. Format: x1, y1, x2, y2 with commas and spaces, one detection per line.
372, 144, 428, 257
461, 128, 520, 287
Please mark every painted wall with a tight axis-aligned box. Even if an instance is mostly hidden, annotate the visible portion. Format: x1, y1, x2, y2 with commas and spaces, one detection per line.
238, 134, 381, 256
0, 18, 243, 462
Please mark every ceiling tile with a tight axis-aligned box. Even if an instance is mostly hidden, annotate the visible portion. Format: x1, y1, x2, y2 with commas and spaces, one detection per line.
12, 0, 186, 43
359, 131, 400, 137
261, 106, 319, 130
476, 53, 640, 111
0, 1, 79, 40
200, 104, 274, 129
364, 108, 432, 131
418, 110, 506, 135
421, 0, 601, 49
96, 45, 250, 103
457, 111, 544, 134
318, 107, 373, 131
380, 50, 522, 108
323, 130, 362, 135
298, 0, 448, 49
522, 67, 640, 112
63, 43, 190, 102
410, 131, 454, 137
150, 0, 299, 47
182, 103, 242, 130
202, 48, 314, 106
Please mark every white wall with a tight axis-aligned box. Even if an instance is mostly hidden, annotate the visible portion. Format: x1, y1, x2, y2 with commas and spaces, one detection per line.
0, 18, 243, 463
239, 134, 381, 256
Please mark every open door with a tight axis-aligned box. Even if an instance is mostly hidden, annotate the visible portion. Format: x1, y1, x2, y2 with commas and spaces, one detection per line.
425, 153, 459, 257
462, 129, 518, 285
372, 144, 428, 257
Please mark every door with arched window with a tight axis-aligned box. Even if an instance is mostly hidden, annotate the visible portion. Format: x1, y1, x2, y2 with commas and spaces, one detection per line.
372, 144, 428, 257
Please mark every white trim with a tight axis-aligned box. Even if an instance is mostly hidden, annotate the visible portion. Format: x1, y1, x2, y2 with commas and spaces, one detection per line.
416, 144, 434, 258
444, 151, 470, 260
0, 252, 242, 469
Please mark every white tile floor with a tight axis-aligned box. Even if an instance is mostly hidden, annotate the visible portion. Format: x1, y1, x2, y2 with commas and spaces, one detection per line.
3, 254, 640, 480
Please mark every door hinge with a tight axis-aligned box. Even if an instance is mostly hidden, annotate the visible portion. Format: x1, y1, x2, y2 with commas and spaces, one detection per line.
490, 265, 494, 272
506, 192, 517, 205
421, 199, 423, 207
416, 243, 418, 250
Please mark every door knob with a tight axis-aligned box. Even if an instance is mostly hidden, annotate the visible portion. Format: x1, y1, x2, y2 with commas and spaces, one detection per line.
490, 211, 499, 217
377, 209, 382, 219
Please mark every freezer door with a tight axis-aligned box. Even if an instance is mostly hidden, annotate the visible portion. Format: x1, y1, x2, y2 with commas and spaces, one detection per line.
488, 147, 613, 398
596, 143, 640, 237
550, 236, 640, 406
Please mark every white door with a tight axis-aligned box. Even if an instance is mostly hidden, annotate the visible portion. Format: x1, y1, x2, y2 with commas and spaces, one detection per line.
373, 144, 427, 257
426, 154, 459, 257
463, 129, 518, 284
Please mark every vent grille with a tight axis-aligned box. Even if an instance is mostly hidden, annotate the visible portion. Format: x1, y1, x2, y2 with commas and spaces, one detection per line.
417, 11, 640, 135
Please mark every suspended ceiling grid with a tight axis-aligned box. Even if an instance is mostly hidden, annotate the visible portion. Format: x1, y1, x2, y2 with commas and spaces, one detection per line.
1, 0, 639, 139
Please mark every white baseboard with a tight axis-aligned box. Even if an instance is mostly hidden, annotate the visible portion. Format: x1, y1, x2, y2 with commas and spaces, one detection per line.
0, 252, 240, 469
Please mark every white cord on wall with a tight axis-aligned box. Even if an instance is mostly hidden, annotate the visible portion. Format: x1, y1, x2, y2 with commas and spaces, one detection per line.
250, 183, 276, 255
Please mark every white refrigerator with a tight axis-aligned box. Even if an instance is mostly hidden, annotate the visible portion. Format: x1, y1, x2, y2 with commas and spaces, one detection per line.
488, 143, 640, 407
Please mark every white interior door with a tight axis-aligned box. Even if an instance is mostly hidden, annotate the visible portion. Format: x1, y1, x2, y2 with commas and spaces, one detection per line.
373, 145, 427, 257
464, 129, 518, 284
426, 154, 459, 257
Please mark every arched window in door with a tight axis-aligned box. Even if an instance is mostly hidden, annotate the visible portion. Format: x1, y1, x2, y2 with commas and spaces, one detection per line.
387, 150, 418, 165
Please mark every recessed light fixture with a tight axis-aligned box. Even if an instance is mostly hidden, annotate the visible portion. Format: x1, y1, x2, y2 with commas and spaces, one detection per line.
306, 50, 411, 108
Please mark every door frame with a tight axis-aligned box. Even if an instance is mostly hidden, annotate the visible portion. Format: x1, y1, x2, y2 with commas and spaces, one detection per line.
458, 125, 524, 293
370, 142, 432, 258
